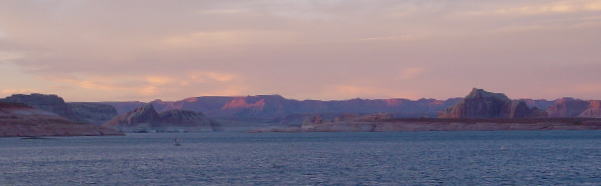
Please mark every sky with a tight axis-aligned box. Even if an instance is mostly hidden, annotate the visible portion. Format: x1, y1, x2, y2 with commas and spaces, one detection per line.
0, 0, 600, 102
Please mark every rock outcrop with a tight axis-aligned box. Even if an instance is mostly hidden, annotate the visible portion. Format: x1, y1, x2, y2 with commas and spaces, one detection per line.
546, 98, 591, 117
69, 102, 119, 125
2, 94, 118, 125
103, 104, 221, 132
579, 101, 601, 118
103, 104, 160, 130
3, 94, 78, 120
440, 88, 546, 119
0, 102, 122, 137
540, 98, 601, 118
520, 99, 554, 110
158, 110, 222, 131
100, 101, 146, 114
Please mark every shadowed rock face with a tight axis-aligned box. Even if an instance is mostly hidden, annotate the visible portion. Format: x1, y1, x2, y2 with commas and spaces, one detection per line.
103, 104, 221, 132
520, 99, 554, 110
579, 101, 601, 118
100, 101, 146, 114
3, 94, 77, 120
159, 110, 222, 131
0, 102, 122, 137
505, 101, 548, 118
547, 98, 591, 117
440, 88, 546, 119
104, 104, 160, 128
2, 94, 118, 125
69, 103, 118, 125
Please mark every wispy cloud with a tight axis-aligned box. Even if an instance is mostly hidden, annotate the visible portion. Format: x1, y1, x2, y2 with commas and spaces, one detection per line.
0, 51, 24, 62
162, 31, 250, 47
467, 0, 601, 16
37, 71, 243, 100
197, 9, 249, 15
358, 34, 424, 42
161, 30, 299, 48
0, 88, 37, 95
399, 67, 425, 80
145, 76, 174, 85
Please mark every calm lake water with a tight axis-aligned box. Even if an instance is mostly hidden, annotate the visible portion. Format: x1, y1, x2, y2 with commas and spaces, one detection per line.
1, 131, 601, 185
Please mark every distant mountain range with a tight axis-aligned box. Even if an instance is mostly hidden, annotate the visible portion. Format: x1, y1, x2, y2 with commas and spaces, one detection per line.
2, 88, 601, 135
4, 88, 600, 124
97, 91, 600, 122
102, 95, 463, 122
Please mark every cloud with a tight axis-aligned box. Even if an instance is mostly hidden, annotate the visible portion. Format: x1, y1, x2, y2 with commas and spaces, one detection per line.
161, 30, 299, 48
468, 0, 601, 16
162, 31, 249, 47
46, 75, 131, 92
139, 85, 158, 96
200, 86, 249, 96
0, 51, 24, 63
197, 9, 249, 15
38, 71, 244, 100
145, 76, 174, 85
187, 71, 237, 83
204, 72, 236, 82
399, 67, 425, 80
0, 88, 37, 95
358, 34, 423, 42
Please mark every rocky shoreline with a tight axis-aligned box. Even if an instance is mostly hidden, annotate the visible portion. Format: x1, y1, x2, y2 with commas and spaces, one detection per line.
251, 118, 601, 133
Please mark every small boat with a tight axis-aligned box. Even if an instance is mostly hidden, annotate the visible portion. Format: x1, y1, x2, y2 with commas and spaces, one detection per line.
173, 138, 182, 146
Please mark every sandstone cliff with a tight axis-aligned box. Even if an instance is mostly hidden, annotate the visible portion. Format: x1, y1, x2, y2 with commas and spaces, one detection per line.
440, 88, 546, 119
69, 102, 119, 125
158, 110, 222, 131
2, 94, 118, 125
0, 102, 122, 137
3, 94, 78, 120
103, 104, 221, 132
103, 104, 160, 130
100, 101, 146, 114
546, 98, 590, 117
578, 101, 601, 118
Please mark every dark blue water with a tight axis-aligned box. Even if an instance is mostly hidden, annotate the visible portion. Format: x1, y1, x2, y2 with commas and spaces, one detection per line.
2, 131, 601, 185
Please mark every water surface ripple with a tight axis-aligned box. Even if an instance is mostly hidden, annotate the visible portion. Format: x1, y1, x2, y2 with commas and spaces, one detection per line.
1, 131, 601, 185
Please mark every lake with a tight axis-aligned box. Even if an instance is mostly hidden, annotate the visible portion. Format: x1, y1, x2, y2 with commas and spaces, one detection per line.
2, 131, 601, 185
